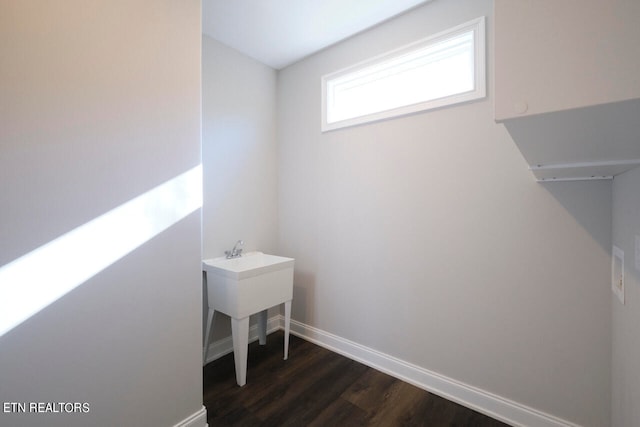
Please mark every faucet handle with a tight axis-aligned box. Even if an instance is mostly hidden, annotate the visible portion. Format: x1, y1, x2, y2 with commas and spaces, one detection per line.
225, 240, 244, 259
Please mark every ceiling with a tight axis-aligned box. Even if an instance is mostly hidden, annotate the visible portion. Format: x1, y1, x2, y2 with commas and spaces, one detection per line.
202, 0, 432, 70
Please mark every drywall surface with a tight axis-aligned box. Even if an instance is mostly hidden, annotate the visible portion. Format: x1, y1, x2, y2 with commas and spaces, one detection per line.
0, 1, 203, 426
277, 0, 611, 425
202, 36, 278, 260
612, 165, 640, 427
202, 36, 279, 342
494, 0, 640, 120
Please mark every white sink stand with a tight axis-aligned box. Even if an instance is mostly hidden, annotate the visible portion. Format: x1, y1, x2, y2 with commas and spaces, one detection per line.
203, 301, 291, 386
202, 252, 294, 386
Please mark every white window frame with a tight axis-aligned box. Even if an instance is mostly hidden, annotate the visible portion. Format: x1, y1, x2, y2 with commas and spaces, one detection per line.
321, 16, 486, 132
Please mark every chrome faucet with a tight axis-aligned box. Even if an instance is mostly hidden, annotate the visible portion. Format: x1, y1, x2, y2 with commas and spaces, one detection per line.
225, 240, 244, 259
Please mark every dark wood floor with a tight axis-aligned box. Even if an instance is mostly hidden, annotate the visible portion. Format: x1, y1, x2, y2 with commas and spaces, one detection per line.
203, 331, 510, 427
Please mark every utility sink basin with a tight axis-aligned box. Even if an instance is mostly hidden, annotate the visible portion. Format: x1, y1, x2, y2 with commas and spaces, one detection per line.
202, 252, 294, 319
202, 251, 294, 386
203, 251, 294, 281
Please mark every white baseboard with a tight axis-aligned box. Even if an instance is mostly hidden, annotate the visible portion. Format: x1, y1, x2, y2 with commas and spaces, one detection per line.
203, 315, 281, 365
173, 405, 207, 427
284, 317, 582, 427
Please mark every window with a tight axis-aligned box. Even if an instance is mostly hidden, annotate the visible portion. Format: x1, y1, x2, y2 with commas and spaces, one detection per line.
322, 17, 486, 132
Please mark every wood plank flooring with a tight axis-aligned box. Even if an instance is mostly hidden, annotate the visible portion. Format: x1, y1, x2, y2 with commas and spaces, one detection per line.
203, 331, 510, 427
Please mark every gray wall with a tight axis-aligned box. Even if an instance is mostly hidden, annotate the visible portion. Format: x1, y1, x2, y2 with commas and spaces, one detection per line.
276, 0, 612, 425
612, 165, 640, 427
202, 36, 278, 260
202, 36, 279, 343
0, 1, 203, 426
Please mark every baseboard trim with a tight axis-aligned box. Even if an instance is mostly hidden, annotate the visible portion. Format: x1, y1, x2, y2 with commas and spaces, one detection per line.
285, 317, 581, 427
173, 405, 207, 427
203, 315, 281, 365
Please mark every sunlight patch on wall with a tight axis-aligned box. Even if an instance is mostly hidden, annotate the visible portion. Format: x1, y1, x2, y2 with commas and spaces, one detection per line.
0, 165, 202, 338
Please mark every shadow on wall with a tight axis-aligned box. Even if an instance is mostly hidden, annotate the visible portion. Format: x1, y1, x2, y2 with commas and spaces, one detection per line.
540, 181, 612, 253
292, 271, 316, 325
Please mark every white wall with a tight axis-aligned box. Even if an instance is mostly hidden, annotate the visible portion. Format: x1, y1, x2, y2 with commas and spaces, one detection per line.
612, 165, 640, 427
277, 1, 612, 425
202, 36, 278, 259
0, 2, 203, 426
202, 36, 279, 342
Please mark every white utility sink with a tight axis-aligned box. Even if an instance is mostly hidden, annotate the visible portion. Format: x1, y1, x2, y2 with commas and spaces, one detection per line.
204, 251, 294, 281
202, 251, 294, 386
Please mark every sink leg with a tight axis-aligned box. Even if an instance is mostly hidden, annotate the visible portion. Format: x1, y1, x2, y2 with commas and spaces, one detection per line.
231, 316, 249, 386
257, 310, 268, 345
284, 300, 291, 360
203, 308, 216, 365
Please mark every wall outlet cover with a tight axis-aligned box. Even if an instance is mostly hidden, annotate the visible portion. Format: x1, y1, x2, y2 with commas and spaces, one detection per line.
612, 245, 624, 304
